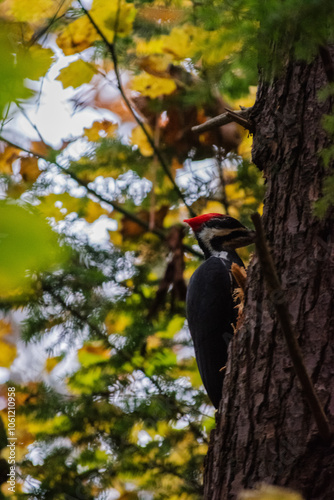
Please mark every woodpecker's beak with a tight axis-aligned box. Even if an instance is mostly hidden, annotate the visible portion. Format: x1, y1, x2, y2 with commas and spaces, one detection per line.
228, 228, 256, 249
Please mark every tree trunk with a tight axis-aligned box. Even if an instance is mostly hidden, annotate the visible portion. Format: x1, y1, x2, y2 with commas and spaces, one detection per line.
203, 54, 334, 499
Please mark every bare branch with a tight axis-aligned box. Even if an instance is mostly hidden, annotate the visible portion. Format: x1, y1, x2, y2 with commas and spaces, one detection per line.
192, 107, 253, 134
251, 212, 332, 443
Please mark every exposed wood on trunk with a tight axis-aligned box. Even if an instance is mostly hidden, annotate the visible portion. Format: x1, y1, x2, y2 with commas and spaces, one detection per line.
204, 53, 334, 500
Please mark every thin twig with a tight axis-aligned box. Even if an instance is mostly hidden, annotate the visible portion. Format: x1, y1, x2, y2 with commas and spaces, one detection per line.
77, 0, 196, 217
216, 147, 229, 214
0, 135, 202, 258
251, 212, 332, 443
15, 102, 46, 143
192, 107, 253, 134
28, 0, 68, 46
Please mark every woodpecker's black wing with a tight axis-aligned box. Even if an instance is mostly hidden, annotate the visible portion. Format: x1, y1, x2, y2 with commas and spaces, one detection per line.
186, 256, 238, 408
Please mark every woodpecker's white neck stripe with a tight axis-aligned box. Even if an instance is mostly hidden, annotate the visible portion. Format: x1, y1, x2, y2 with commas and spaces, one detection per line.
211, 250, 229, 260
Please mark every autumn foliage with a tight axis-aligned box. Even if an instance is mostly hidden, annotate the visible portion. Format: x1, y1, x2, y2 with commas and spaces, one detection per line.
0, 0, 267, 498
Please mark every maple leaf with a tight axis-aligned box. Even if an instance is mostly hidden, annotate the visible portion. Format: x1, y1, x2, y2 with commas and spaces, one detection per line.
56, 59, 97, 89
131, 72, 177, 99
3, 0, 56, 23
56, 16, 98, 56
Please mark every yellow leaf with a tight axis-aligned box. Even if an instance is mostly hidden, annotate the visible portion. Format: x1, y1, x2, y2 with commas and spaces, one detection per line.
78, 342, 111, 367
72, 160, 119, 182
91, 0, 137, 40
1, 412, 35, 461
4, 0, 55, 23
163, 207, 183, 228
238, 132, 253, 159
204, 201, 225, 214
56, 0, 136, 55
24, 45, 54, 81
131, 72, 177, 98
131, 125, 154, 156
84, 120, 118, 142
135, 37, 165, 56
232, 86, 257, 109
38, 193, 84, 221
56, 16, 97, 56
0, 321, 17, 368
56, 59, 97, 89
109, 230, 123, 246
138, 54, 173, 78
20, 156, 40, 182
84, 199, 109, 223
258, 202, 264, 215
146, 335, 162, 351
129, 422, 145, 444
201, 29, 242, 66
45, 356, 63, 373
105, 312, 131, 334
161, 25, 206, 61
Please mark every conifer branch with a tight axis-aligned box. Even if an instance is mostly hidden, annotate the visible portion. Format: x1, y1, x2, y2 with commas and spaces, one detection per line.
0, 135, 202, 258
251, 212, 332, 443
43, 284, 208, 443
77, 0, 196, 217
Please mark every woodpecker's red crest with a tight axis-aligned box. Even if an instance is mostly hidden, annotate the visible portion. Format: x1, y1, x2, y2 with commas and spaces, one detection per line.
184, 213, 227, 232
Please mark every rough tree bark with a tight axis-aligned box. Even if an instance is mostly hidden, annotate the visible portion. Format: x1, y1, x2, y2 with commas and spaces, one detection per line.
203, 53, 334, 499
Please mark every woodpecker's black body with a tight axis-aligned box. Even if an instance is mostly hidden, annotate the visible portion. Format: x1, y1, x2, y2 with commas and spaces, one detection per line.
184, 213, 254, 409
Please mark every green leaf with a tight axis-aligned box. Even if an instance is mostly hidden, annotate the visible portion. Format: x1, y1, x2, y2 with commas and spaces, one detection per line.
0, 201, 69, 296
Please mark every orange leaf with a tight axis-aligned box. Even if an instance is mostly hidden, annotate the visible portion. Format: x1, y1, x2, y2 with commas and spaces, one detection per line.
20, 156, 40, 182
30, 141, 51, 157
0, 145, 21, 174
138, 6, 185, 25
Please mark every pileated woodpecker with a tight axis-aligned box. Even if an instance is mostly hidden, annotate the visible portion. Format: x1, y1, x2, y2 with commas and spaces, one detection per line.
184, 213, 255, 408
